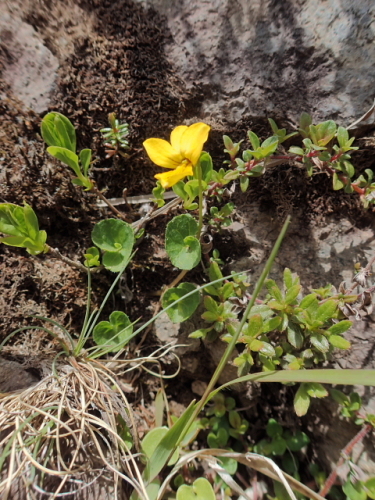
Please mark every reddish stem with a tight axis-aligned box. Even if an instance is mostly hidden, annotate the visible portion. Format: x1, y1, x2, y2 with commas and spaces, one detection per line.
319, 424, 372, 497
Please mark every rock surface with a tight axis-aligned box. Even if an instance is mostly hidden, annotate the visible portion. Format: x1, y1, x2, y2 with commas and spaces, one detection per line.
0, 13, 59, 113
137, 0, 375, 126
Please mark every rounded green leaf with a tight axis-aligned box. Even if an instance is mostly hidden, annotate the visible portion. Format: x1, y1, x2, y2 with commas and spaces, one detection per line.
93, 311, 133, 352
294, 384, 311, 416
162, 283, 200, 323
92, 219, 134, 272
165, 214, 201, 270
266, 418, 283, 438
177, 478, 216, 500
92, 219, 134, 252
285, 430, 310, 451
270, 436, 287, 456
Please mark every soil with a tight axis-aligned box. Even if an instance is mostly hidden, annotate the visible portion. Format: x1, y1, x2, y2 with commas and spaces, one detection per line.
1, 0, 375, 495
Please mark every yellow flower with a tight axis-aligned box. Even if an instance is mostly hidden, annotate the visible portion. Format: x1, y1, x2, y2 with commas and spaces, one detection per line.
143, 122, 210, 188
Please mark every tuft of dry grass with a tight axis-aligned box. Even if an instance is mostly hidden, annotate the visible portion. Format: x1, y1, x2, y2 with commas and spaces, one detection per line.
0, 355, 147, 500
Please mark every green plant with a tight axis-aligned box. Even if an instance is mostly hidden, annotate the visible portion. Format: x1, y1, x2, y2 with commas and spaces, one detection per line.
1, 110, 375, 500
100, 112, 130, 158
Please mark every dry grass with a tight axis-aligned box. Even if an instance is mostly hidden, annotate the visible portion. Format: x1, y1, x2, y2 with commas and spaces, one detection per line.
0, 355, 146, 500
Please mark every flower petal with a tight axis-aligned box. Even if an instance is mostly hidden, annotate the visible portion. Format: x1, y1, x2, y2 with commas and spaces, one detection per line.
170, 125, 188, 151
154, 164, 193, 189
180, 123, 211, 166
143, 138, 183, 169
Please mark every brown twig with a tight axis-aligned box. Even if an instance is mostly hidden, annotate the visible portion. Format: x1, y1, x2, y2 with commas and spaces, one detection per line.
319, 423, 373, 497
47, 247, 102, 273
92, 185, 132, 222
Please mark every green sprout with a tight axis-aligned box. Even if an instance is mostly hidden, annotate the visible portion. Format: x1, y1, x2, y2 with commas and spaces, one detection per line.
100, 112, 130, 158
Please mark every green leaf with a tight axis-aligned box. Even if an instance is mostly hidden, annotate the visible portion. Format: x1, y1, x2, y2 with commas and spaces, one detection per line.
285, 430, 310, 451
315, 300, 337, 323
263, 315, 282, 333
248, 130, 260, 150
141, 427, 179, 466
246, 314, 263, 338
79, 149, 92, 177
93, 311, 133, 352
84, 246, 100, 267
0, 203, 47, 255
305, 382, 328, 398
364, 477, 375, 499
329, 335, 351, 349
176, 478, 216, 500
299, 112, 312, 134
266, 418, 283, 438
310, 333, 330, 353
240, 176, 249, 192
249, 338, 265, 352
41, 112, 76, 152
0, 203, 28, 237
287, 323, 304, 349
162, 283, 200, 323
327, 320, 352, 336
289, 146, 305, 156
223, 135, 234, 151
270, 436, 287, 455
199, 152, 213, 182
337, 126, 349, 148
220, 455, 238, 475
343, 479, 367, 500
260, 136, 279, 156
214, 369, 375, 391
283, 268, 294, 289
312, 120, 337, 146
147, 401, 196, 481
285, 284, 301, 304
228, 410, 241, 430
165, 214, 201, 270
333, 172, 345, 190
91, 219, 134, 272
330, 388, 349, 405
47, 146, 81, 177
23, 202, 39, 240
294, 384, 311, 416
299, 293, 318, 310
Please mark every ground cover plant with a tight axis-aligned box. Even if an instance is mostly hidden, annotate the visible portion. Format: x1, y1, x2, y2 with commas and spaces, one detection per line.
0, 109, 375, 499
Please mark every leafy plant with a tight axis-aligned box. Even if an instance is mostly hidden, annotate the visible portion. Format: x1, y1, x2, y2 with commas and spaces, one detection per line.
100, 112, 130, 158
0, 202, 48, 255
42, 112, 94, 190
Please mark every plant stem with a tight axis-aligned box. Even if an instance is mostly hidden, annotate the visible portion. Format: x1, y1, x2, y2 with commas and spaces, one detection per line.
319, 423, 372, 497
47, 247, 102, 273
92, 185, 132, 222
196, 161, 204, 236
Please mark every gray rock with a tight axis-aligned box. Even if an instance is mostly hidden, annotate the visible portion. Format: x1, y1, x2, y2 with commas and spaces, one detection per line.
0, 13, 59, 113
136, 0, 375, 125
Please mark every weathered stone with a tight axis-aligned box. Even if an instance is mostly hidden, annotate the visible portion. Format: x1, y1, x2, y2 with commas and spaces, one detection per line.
0, 14, 59, 112
136, 0, 375, 125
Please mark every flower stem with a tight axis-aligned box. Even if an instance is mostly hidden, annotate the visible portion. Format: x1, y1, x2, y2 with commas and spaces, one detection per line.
196, 161, 204, 236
